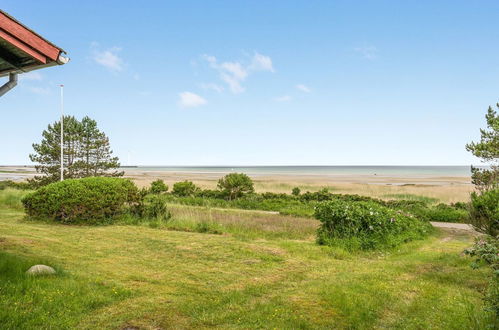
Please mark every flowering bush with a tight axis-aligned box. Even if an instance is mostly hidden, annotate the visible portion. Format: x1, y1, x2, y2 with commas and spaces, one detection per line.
465, 236, 499, 269
464, 236, 499, 317
314, 199, 432, 250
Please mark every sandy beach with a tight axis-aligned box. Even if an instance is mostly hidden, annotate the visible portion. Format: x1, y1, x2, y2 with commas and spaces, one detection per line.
0, 166, 473, 203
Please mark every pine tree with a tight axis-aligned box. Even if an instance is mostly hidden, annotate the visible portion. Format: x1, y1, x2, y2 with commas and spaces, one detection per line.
79, 116, 122, 177
29, 116, 123, 186
466, 104, 499, 191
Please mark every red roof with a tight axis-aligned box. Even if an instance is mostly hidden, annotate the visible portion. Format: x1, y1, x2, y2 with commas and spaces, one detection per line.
0, 10, 68, 77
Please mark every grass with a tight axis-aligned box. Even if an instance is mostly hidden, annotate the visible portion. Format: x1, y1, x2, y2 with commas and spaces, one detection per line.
0, 188, 29, 211
382, 193, 439, 204
0, 189, 495, 328
163, 194, 317, 218
164, 204, 318, 240
0, 250, 130, 329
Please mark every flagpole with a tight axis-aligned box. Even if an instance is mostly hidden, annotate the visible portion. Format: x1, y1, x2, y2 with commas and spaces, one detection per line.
60, 84, 64, 181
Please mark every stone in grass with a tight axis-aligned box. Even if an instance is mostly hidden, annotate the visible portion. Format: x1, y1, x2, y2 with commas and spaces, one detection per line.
26, 264, 56, 275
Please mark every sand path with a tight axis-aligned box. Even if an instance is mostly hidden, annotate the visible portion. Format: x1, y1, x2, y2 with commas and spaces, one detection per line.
431, 221, 474, 231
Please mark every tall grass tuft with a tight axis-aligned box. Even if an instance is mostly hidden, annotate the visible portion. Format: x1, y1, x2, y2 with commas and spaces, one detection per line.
0, 188, 30, 210
383, 193, 439, 204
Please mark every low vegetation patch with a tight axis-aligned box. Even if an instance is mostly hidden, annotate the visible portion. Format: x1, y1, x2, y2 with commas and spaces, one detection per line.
0, 188, 30, 211
164, 185, 468, 222
164, 204, 317, 240
383, 193, 439, 204
386, 200, 469, 223
0, 180, 32, 191
315, 199, 433, 250
13, 174, 470, 230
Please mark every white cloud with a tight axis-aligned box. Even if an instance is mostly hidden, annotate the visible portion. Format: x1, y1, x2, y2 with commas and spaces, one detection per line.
354, 46, 378, 60
204, 55, 217, 66
29, 86, 50, 95
220, 61, 248, 80
274, 95, 291, 102
201, 52, 274, 94
296, 84, 311, 93
178, 91, 207, 108
92, 46, 124, 72
220, 72, 245, 94
19, 72, 43, 81
249, 52, 274, 72
200, 83, 224, 93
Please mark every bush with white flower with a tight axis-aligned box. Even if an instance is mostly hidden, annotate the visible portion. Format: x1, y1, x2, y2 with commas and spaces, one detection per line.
314, 199, 432, 250
464, 236, 499, 318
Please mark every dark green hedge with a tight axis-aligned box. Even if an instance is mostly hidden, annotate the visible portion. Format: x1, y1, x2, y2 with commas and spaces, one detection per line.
22, 177, 140, 224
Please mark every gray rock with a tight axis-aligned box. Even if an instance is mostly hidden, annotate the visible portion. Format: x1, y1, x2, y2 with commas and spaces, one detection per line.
26, 264, 56, 275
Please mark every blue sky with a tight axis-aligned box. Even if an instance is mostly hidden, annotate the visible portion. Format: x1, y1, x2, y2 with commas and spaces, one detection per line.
1, 1, 498, 166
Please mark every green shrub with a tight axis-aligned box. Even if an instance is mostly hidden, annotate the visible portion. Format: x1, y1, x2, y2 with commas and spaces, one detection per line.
195, 189, 226, 199
334, 193, 385, 204
384, 200, 428, 209
195, 221, 223, 234
315, 199, 432, 250
261, 192, 292, 200
464, 236, 499, 318
0, 180, 33, 191
22, 177, 140, 224
172, 181, 199, 197
140, 195, 171, 221
149, 179, 168, 194
292, 187, 301, 196
217, 173, 254, 200
386, 200, 468, 223
469, 189, 499, 236
300, 189, 384, 204
429, 203, 469, 222
301, 188, 332, 202
451, 201, 469, 210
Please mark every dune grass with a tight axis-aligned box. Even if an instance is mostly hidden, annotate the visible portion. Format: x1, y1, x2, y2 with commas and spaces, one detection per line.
382, 193, 440, 204
0, 188, 29, 211
0, 189, 495, 328
164, 204, 318, 240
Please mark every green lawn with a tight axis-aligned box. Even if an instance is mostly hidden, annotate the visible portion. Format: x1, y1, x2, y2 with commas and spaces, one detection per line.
0, 190, 494, 329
